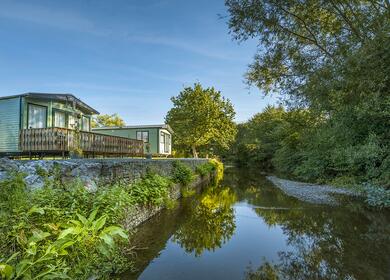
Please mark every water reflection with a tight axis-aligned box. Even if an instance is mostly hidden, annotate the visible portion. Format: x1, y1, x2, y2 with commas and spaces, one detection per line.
172, 187, 237, 256
248, 205, 390, 280
122, 168, 390, 280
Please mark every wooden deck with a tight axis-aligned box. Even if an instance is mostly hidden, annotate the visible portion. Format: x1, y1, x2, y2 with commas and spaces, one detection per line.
19, 128, 144, 157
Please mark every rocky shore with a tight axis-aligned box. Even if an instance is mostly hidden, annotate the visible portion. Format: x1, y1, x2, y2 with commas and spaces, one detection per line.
267, 175, 360, 205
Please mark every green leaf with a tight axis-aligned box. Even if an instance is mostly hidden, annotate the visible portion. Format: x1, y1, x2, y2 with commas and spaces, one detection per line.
28, 206, 45, 215
99, 233, 114, 248
93, 215, 107, 232
28, 229, 50, 243
58, 227, 77, 240
88, 209, 99, 223
76, 213, 87, 225
0, 263, 13, 279
102, 226, 128, 239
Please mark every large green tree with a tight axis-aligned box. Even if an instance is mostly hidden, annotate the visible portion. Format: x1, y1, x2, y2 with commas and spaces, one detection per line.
166, 83, 237, 158
226, 0, 390, 187
91, 113, 125, 128
225, 0, 389, 103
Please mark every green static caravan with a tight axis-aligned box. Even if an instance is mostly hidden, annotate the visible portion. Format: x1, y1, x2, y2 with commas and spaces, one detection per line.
92, 124, 173, 156
0, 92, 99, 156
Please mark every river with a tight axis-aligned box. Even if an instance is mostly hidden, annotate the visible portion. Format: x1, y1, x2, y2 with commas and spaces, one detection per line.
121, 167, 390, 280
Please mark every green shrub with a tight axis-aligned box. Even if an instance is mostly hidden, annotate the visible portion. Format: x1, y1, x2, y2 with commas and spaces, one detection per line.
209, 159, 224, 184
0, 169, 184, 279
130, 173, 172, 206
171, 161, 194, 186
196, 162, 215, 177
181, 187, 196, 198
0, 177, 132, 279
361, 183, 390, 209
0, 172, 29, 214
94, 184, 134, 224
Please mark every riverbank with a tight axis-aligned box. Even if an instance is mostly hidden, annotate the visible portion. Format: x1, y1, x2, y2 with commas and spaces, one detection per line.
121, 168, 390, 280
0, 157, 221, 279
266, 175, 360, 205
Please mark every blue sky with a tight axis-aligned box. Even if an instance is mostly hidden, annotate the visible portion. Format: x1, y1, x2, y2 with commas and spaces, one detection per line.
0, 0, 278, 123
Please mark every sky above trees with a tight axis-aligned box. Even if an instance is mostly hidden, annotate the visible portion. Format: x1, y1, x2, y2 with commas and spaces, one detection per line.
0, 0, 278, 123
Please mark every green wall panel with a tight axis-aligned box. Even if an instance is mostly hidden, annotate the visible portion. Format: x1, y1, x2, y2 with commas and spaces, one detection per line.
0, 97, 21, 152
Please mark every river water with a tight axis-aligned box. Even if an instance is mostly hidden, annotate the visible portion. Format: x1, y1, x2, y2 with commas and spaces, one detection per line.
121, 168, 390, 280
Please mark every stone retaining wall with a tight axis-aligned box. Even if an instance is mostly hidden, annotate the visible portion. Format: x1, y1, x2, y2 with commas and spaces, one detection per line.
0, 158, 209, 190
0, 157, 214, 229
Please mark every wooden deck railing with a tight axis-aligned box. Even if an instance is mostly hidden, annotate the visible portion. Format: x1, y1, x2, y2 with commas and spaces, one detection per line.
20, 128, 144, 157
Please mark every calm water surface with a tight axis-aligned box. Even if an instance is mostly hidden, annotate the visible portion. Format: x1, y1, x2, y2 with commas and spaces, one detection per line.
122, 168, 390, 280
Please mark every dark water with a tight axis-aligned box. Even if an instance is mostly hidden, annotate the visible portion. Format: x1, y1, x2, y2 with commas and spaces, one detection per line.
122, 168, 390, 280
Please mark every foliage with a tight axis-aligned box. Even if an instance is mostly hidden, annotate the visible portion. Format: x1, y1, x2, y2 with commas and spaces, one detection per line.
195, 159, 224, 186
209, 158, 224, 185
231, 106, 315, 171
69, 124, 83, 158
0, 174, 132, 280
173, 187, 237, 256
0, 168, 182, 279
0, 172, 28, 213
226, 0, 390, 199
91, 113, 125, 128
181, 188, 196, 198
196, 162, 216, 177
225, 0, 389, 99
130, 173, 172, 206
361, 183, 390, 209
166, 83, 237, 158
171, 161, 194, 186
245, 261, 279, 280
93, 184, 134, 224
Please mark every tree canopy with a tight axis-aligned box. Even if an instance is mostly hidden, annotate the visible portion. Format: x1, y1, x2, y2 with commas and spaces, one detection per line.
226, 1, 390, 187
91, 113, 125, 128
166, 83, 237, 158
225, 0, 390, 105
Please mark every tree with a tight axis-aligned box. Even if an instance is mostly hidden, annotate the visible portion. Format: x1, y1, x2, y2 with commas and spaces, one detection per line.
166, 83, 237, 158
91, 113, 125, 128
226, 0, 390, 187
225, 0, 389, 103
232, 106, 316, 172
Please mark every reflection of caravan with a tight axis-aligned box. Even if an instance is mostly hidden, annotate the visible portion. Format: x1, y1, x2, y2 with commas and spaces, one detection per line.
93, 124, 173, 156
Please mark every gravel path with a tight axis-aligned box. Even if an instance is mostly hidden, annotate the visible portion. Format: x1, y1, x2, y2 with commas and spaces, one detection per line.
266, 176, 360, 205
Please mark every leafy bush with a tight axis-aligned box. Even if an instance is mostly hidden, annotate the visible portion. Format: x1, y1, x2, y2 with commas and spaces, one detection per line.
209, 159, 224, 184
181, 187, 196, 198
0, 175, 133, 279
0, 172, 28, 213
0, 166, 188, 279
196, 162, 215, 177
130, 173, 172, 206
361, 183, 390, 209
171, 161, 194, 186
94, 183, 134, 224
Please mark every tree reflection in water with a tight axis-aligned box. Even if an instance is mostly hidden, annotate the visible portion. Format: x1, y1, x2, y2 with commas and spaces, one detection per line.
172, 187, 237, 256
246, 205, 390, 280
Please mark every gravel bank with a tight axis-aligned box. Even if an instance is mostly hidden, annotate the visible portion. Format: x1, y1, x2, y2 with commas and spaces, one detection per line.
266, 176, 360, 205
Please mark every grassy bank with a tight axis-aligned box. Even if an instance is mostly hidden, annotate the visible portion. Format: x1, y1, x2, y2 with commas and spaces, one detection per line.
0, 160, 222, 279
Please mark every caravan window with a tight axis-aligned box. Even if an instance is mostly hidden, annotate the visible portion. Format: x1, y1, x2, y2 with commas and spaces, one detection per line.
136, 131, 149, 142
68, 115, 77, 129
82, 116, 90, 131
53, 110, 66, 128
28, 104, 47, 128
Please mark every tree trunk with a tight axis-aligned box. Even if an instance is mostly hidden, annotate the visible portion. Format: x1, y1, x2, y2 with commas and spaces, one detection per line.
191, 145, 198, 158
